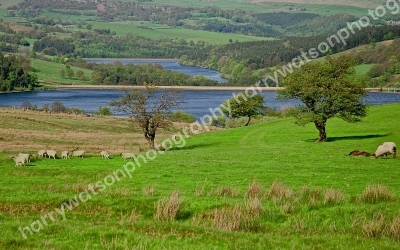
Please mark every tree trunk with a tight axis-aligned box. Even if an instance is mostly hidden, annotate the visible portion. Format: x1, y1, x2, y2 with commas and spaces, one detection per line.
145, 133, 155, 149
245, 116, 251, 126
315, 121, 327, 142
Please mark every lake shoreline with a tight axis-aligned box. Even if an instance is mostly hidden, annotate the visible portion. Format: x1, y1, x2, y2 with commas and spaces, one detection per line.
53, 85, 284, 91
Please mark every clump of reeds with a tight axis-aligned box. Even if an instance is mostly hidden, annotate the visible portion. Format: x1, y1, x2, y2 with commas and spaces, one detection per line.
154, 190, 183, 221
358, 184, 393, 203
142, 185, 156, 196
212, 204, 242, 231
194, 181, 207, 197
215, 185, 240, 198
390, 214, 400, 241
300, 185, 322, 206
362, 213, 387, 238
324, 188, 344, 205
268, 181, 293, 203
246, 179, 263, 198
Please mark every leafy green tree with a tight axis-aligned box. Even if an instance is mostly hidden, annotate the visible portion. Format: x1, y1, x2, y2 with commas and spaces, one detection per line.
110, 84, 183, 149
220, 93, 266, 126
277, 55, 368, 142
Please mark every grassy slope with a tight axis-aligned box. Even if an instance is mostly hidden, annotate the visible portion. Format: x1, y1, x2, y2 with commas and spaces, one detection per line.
0, 103, 400, 249
30, 59, 93, 85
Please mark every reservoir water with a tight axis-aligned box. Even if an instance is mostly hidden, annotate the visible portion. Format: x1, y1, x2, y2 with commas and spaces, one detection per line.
1, 90, 400, 119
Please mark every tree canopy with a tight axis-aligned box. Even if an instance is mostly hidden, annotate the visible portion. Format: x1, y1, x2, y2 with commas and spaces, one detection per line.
221, 93, 266, 126
110, 84, 183, 149
277, 55, 368, 142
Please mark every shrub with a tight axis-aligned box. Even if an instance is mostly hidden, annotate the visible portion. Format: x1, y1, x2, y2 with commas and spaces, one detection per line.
51, 100, 68, 113
21, 101, 32, 109
93, 106, 112, 116
359, 184, 393, 203
70, 107, 86, 115
154, 190, 183, 221
169, 110, 196, 123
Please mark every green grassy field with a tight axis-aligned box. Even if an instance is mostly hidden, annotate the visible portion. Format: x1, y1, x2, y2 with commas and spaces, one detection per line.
0, 102, 400, 249
86, 21, 272, 44
30, 59, 93, 85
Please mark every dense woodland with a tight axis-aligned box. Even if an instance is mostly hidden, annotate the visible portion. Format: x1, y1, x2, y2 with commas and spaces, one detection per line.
0, 52, 38, 91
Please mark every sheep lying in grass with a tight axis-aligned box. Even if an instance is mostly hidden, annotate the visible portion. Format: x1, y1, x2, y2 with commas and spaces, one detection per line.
349, 150, 372, 157
18, 153, 31, 163
101, 151, 110, 159
37, 150, 46, 158
46, 150, 57, 159
72, 150, 85, 158
61, 151, 70, 159
12, 156, 26, 166
121, 152, 134, 161
374, 142, 397, 159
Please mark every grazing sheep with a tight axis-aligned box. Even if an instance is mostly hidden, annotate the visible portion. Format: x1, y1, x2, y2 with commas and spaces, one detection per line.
374, 142, 397, 158
121, 152, 134, 161
101, 151, 110, 159
46, 150, 57, 159
18, 153, 31, 163
72, 150, 85, 158
12, 156, 26, 166
61, 151, 70, 159
37, 150, 47, 158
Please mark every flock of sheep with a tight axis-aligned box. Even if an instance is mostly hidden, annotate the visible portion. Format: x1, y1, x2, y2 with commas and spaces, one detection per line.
11, 150, 112, 166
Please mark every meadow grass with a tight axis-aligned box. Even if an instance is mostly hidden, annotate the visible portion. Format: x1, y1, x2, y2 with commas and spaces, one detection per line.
0, 103, 400, 249
30, 59, 93, 85
86, 21, 272, 44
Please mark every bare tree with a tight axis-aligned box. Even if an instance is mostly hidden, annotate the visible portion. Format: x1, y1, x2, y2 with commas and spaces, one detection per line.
110, 84, 183, 149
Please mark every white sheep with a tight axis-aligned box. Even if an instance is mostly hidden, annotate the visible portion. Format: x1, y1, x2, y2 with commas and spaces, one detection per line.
61, 151, 70, 159
12, 156, 26, 166
374, 142, 397, 158
72, 150, 85, 158
46, 150, 57, 159
18, 153, 31, 163
37, 150, 47, 158
121, 152, 134, 161
101, 151, 110, 159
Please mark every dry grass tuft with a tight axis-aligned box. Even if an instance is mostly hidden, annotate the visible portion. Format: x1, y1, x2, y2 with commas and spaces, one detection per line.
281, 202, 295, 214
246, 197, 261, 218
362, 213, 387, 238
246, 179, 263, 198
300, 185, 322, 206
194, 182, 207, 197
212, 204, 242, 231
215, 185, 240, 198
324, 188, 344, 205
119, 209, 141, 225
390, 214, 400, 241
142, 185, 156, 196
154, 190, 184, 221
359, 184, 393, 203
268, 181, 293, 203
